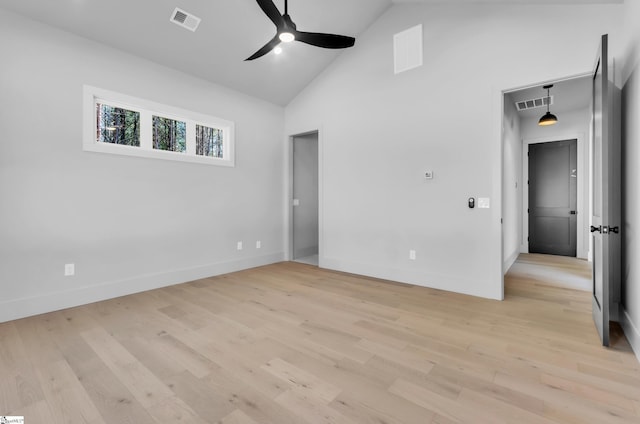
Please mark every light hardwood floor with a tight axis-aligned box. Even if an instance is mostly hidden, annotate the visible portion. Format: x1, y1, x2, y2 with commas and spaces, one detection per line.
508, 253, 592, 292
1, 256, 639, 423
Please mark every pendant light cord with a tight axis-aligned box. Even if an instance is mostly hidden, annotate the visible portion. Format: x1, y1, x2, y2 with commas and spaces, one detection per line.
546, 87, 551, 113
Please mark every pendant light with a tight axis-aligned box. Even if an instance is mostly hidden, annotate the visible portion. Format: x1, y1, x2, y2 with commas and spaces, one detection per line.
538, 84, 558, 126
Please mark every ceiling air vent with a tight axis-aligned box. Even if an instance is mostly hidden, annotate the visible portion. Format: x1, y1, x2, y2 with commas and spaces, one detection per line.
515, 95, 553, 112
170, 7, 201, 32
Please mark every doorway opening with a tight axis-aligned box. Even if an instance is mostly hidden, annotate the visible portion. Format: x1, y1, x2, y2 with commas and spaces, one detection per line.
290, 131, 319, 266
502, 74, 592, 293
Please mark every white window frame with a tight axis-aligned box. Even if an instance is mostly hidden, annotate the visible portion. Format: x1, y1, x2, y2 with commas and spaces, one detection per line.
83, 85, 235, 167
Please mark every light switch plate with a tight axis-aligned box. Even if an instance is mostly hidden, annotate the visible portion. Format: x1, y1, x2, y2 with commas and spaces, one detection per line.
478, 197, 490, 209
293, 199, 300, 206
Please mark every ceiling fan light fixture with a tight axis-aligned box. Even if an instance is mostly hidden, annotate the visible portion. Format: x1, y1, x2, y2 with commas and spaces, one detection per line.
538, 84, 558, 126
245, 0, 355, 61
279, 32, 295, 43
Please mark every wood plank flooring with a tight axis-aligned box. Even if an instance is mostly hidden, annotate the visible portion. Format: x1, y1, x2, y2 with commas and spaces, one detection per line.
508, 253, 592, 292
1, 256, 639, 423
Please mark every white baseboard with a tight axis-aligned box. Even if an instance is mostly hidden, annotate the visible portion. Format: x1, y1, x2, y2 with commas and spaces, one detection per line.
0, 252, 284, 324
294, 246, 319, 259
503, 249, 519, 274
320, 256, 502, 301
621, 307, 640, 363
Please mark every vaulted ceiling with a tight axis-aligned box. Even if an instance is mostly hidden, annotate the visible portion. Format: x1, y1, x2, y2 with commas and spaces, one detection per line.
0, 0, 623, 105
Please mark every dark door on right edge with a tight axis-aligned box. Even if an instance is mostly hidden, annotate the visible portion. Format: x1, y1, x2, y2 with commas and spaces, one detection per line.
528, 139, 577, 257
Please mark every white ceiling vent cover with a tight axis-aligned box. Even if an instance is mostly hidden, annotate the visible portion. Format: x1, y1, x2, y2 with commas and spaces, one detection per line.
515, 96, 553, 112
170, 7, 201, 32
394, 25, 423, 75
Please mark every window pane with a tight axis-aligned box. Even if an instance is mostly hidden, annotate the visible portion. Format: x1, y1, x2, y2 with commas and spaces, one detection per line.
152, 116, 186, 153
96, 103, 140, 146
196, 124, 224, 158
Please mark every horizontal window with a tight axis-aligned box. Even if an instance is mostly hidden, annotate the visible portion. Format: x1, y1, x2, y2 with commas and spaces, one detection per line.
96, 103, 140, 146
153, 115, 186, 153
83, 85, 235, 166
196, 124, 223, 158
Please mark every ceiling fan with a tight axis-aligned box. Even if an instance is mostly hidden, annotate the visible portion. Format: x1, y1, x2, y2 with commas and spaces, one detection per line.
246, 0, 356, 61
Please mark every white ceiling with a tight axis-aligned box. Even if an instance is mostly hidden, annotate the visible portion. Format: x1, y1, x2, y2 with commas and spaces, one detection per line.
0, 0, 622, 105
508, 76, 592, 119
392, 0, 621, 3
0, 0, 391, 105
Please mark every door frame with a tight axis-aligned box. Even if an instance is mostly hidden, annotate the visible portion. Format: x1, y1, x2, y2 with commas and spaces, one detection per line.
500, 72, 592, 297
286, 129, 323, 264
522, 135, 588, 260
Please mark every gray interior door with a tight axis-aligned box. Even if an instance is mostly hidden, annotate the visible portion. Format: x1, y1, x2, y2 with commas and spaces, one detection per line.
590, 34, 622, 347
292, 133, 319, 261
528, 139, 578, 257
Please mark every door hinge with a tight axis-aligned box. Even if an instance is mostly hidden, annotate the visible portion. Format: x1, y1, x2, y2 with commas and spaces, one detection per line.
527, 208, 530, 213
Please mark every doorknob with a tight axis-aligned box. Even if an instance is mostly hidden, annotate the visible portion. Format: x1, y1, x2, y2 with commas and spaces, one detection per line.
609, 226, 619, 234
590, 225, 602, 233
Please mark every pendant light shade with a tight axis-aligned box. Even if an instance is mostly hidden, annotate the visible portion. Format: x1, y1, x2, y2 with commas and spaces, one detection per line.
538, 84, 558, 126
538, 111, 558, 126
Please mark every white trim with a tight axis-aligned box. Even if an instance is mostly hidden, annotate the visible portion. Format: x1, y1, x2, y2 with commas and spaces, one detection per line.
286, 128, 323, 265
318, 127, 325, 268
322, 256, 502, 301
501, 72, 592, 299
503, 249, 519, 274
621, 307, 640, 363
83, 85, 235, 166
0, 252, 284, 324
497, 86, 506, 299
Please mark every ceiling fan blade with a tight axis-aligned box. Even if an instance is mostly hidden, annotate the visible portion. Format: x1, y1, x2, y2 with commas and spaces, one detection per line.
245, 35, 281, 61
294, 31, 355, 49
255, 0, 284, 28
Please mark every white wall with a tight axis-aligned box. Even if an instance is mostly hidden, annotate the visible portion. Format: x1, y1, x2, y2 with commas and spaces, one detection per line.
621, 0, 640, 361
0, 9, 285, 322
285, 3, 623, 300
520, 107, 591, 260
502, 94, 523, 272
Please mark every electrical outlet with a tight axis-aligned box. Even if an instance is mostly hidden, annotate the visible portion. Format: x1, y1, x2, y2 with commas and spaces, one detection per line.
64, 263, 75, 276
256, 240, 261, 249
409, 250, 416, 260
237, 241, 243, 251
